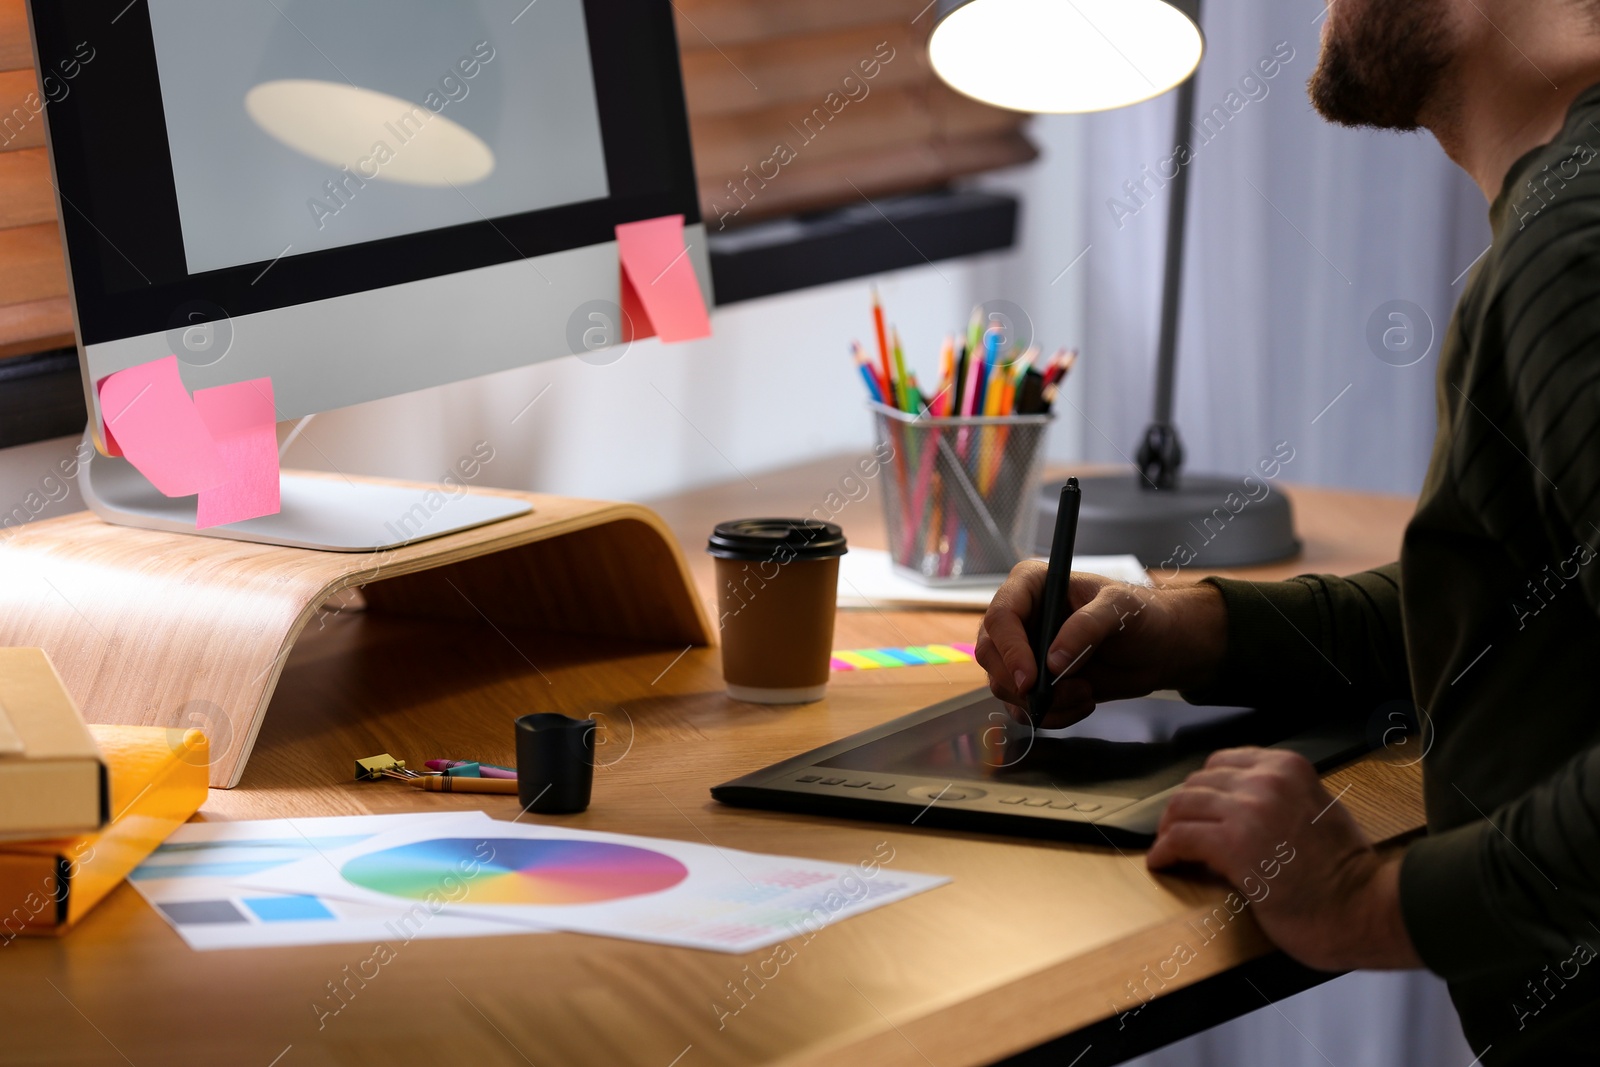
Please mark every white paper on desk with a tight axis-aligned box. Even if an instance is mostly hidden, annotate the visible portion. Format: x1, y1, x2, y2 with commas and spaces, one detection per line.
130, 811, 550, 950
243, 813, 951, 954
837, 548, 1150, 611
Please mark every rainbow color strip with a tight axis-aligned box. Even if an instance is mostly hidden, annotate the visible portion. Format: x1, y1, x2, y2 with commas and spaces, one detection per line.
830, 643, 976, 671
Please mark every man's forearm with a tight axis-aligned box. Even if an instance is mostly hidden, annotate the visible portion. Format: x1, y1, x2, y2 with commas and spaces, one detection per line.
1163, 582, 1229, 692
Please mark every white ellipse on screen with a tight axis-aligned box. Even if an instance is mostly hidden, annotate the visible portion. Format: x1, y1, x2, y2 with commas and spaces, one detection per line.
929, 0, 1204, 114
245, 79, 495, 186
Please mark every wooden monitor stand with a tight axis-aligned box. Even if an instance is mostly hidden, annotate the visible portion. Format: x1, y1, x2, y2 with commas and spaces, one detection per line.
0, 472, 713, 787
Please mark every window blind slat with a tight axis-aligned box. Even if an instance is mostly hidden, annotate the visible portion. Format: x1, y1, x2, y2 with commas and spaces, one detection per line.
0, 0, 27, 74
690, 84, 1026, 178
0, 296, 72, 360
0, 148, 53, 228
673, 0, 925, 47
0, 222, 67, 306
681, 23, 926, 118
0, 68, 45, 152
700, 128, 1036, 227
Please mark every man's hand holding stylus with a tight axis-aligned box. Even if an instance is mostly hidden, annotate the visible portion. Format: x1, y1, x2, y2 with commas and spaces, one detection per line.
972, 565, 1422, 971
974, 565, 1228, 727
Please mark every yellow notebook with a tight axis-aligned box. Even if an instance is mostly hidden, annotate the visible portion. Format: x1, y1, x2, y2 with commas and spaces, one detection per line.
0, 724, 208, 938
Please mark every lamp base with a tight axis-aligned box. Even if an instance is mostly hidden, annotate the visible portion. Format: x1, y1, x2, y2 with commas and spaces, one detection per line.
1035, 473, 1300, 570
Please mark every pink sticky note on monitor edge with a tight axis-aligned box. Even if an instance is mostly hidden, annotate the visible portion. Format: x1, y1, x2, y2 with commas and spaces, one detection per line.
96, 356, 226, 497
193, 378, 281, 529
615, 215, 712, 343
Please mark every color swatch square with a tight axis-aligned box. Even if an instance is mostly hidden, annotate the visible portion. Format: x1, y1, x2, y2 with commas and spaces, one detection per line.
158, 900, 247, 925
242, 895, 336, 922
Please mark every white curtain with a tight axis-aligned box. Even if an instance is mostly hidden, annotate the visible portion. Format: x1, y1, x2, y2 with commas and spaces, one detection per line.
1081, 2, 1487, 494
1076, 2, 1485, 1063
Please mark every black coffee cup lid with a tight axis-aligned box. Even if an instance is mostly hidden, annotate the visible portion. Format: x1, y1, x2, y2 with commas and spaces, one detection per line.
707, 518, 847, 561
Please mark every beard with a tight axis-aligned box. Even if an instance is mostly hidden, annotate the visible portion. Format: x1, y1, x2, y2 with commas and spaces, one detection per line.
1308, 0, 1455, 130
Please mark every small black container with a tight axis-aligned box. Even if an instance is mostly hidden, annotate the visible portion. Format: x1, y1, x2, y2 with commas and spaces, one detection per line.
514, 713, 596, 814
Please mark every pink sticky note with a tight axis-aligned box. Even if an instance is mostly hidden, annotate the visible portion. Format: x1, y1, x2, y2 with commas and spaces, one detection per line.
97, 356, 226, 497
193, 378, 280, 529
615, 215, 712, 343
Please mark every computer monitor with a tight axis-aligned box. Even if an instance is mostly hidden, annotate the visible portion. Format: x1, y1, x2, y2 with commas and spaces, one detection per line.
28, 0, 709, 550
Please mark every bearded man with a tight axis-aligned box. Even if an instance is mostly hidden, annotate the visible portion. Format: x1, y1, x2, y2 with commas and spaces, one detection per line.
974, 3, 1600, 1060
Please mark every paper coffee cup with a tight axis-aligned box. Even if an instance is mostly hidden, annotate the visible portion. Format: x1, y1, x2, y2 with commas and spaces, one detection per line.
707, 518, 847, 704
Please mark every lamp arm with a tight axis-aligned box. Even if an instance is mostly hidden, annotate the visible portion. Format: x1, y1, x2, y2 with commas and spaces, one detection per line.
1137, 19, 1201, 491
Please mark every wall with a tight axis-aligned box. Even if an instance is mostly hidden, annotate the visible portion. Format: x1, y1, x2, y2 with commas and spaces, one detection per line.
270, 252, 1056, 507
271, 117, 1087, 506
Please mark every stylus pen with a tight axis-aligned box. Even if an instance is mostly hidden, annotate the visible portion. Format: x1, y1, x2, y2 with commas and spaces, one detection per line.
1030, 478, 1082, 726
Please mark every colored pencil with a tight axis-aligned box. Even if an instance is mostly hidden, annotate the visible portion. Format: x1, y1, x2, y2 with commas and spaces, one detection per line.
409, 776, 519, 794
936, 337, 955, 416
892, 327, 911, 413
872, 288, 894, 408
855, 353, 884, 404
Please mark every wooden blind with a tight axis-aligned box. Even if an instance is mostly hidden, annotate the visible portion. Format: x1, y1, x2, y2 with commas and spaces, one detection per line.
0, 0, 71, 361
0, 0, 1038, 363
673, 0, 1036, 228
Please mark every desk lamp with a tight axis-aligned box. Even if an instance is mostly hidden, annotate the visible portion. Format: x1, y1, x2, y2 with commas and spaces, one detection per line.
930, 0, 1299, 566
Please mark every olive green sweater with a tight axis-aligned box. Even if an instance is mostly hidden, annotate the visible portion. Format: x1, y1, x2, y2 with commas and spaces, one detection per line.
1187, 84, 1600, 1062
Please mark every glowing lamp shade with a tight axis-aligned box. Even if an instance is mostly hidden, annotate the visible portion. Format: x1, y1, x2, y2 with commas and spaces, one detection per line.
245, 79, 495, 186
928, 0, 1204, 114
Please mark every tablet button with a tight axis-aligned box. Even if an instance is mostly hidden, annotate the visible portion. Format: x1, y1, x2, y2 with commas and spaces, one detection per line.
795, 775, 821, 783
843, 780, 870, 788
1049, 799, 1078, 811
819, 777, 847, 786
999, 795, 1026, 805
866, 783, 896, 790
1075, 802, 1102, 812
906, 784, 985, 802
1023, 797, 1051, 807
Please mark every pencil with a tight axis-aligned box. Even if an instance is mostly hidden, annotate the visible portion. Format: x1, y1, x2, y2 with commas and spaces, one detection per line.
965, 306, 984, 364
872, 288, 894, 408
984, 372, 1019, 493
408, 776, 519, 794
892, 327, 911, 413
936, 336, 955, 415
853, 344, 885, 403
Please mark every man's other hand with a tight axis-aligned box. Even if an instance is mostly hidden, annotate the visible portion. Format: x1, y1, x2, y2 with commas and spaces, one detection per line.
1148, 747, 1422, 971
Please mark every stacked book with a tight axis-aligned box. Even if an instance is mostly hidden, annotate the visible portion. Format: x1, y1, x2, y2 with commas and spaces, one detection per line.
0, 648, 207, 937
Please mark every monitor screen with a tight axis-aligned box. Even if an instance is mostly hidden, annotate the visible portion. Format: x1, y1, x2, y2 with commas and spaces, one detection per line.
32, 0, 700, 353
144, 0, 611, 275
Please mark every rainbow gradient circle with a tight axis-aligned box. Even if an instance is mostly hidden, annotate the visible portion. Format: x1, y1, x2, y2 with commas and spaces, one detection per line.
341, 838, 688, 905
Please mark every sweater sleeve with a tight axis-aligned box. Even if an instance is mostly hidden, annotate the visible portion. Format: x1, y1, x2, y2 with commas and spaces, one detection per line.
1396, 194, 1600, 981
1401, 743, 1600, 981
1179, 563, 1412, 715
1497, 199, 1600, 611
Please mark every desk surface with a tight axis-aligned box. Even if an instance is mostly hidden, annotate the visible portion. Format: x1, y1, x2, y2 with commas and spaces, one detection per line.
6, 457, 1423, 1067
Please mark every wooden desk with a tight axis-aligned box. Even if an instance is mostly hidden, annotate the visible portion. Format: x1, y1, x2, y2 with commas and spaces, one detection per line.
3, 456, 1422, 1067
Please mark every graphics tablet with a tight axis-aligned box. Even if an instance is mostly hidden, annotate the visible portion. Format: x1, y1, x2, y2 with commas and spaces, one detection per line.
711, 688, 1371, 847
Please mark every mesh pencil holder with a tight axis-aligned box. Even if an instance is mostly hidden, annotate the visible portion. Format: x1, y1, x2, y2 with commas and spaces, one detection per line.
869, 402, 1054, 584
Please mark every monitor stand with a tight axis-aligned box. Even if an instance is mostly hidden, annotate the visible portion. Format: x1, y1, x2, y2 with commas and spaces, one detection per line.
78, 431, 531, 551
4, 434, 714, 787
